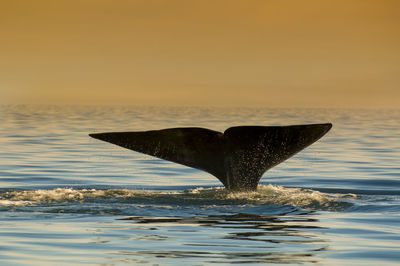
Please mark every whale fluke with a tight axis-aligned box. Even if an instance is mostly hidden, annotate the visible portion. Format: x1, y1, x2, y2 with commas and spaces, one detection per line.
89, 123, 332, 191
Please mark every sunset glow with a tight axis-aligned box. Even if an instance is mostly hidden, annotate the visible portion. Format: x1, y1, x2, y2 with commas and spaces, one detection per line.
1, 0, 399, 108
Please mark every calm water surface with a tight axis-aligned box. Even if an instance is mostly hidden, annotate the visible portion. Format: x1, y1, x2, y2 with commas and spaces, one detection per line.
0, 105, 399, 265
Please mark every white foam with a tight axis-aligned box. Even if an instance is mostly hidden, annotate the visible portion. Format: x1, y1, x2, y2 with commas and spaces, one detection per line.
0, 185, 354, 210
2, 188, 85, 203
0, 199, 34, 207
186, 185, 355, 210
0, 188, 179, 203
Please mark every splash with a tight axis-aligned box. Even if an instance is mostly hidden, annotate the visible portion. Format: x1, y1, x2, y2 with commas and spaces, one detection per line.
0, 185, 355, 210
187, 185, 355, 210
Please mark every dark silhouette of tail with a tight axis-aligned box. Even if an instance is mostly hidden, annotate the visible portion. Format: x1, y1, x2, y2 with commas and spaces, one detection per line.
89, 123, 332, 191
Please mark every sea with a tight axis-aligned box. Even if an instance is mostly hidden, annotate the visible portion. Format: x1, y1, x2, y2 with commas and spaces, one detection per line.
0, 105, 399, 265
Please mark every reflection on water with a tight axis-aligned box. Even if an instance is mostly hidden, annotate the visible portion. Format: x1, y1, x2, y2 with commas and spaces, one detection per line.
0, 209, 328, 265
116, 212, 326, 264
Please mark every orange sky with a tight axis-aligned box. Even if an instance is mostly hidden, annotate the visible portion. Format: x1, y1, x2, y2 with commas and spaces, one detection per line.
1, 0, 399, 108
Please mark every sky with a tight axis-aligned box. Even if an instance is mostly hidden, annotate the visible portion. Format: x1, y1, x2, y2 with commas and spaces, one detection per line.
1, 0, 399, 108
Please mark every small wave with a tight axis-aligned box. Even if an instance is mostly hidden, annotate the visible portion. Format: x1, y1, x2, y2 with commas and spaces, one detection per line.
187, 185, 355, 210
0, 188, 140, 204
0, 185, 354, 211
0, 199, 35, 207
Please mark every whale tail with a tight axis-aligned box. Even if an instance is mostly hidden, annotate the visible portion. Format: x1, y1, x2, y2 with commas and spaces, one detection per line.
89, 123, 332, 191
